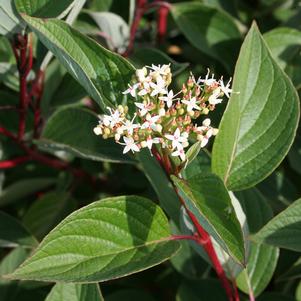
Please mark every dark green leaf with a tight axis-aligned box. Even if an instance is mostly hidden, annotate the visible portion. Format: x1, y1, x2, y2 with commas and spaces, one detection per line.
254, 198, 301, 251
0, 211, 38, 248
171, 2, 241, 72
212, 23, 300, 191
45, 283, 103, 301
9, 196, 180, 282
39, 107, 135, 163
0, 178, 56, 207
23, 192, 76, 240
131, 47, 189, 76
14, 0, 74, 18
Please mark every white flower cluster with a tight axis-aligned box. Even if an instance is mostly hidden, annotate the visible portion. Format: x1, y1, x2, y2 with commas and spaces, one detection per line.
94, 65, 233, 162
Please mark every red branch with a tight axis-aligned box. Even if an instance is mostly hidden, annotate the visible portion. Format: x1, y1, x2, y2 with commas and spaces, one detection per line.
0, 156, 30, 169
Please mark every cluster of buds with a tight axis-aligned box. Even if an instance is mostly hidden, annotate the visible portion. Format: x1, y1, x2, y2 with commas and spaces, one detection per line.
93, 64, 233, 162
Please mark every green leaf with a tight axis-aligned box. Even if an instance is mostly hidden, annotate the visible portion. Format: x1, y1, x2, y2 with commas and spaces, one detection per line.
172, 172, 245, 265
9, 196, 180, 282
171, 2, 241, 72
45, 283, 103, 301
39, 107, 135, 163
254, 198, 301, 251
14, 0, 75, 18
23, 192, 76, 240
0, 211, 38, 248
131, 47, 189, 76
236, 188, 279, 297
137, 150, 181, 226
18, 15, 135, 110
212, 22, 300, 191
176, 279, 227, 301
0, 247, 29, 300
0, 177, 56, 207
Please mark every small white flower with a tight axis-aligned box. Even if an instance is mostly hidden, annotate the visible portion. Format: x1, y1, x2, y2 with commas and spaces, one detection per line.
219, 77, 232, 98
200, 135, 209, 148
107, 108, 123, 127
198, 69, 217, 87
172, 147, 186, 161
121, 115, 140, 135
136, 67, 148, 83
145, 136, 161, 150
159, 90, 176, 108
141, 114, 160, 131
165, 128, 188, 150
150, 64, 171, 76
135, 102, 151, 116
208, 88, 223, 105
150, 76, 167, 96
182, 97, 201, 112
121, 136, 140, 154
123, 83, 139, 97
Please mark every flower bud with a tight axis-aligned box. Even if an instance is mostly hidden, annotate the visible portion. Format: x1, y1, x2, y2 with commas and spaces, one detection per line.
182, 141, 189, 148
188, 110, 195, 117
117, 105, 124, 113
104, 128, 111, 135
202, 108, 209, 115
140, 140, 148, 148
93, 126, 102, 135
159, 108, 166, 116
212, 128, 219, 136
115, 133, 121, 141
156, 124, 163, 133
178, 108, 185, 115
202, 118, 211, 127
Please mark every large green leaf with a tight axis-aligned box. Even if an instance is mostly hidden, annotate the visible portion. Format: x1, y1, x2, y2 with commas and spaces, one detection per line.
212, 23, 300, 191
0, 211, 38, 248
172, 173, 245, 265
236, 188, 279, 297
17, 15, 135, 110
171, 2, 241, 72
254, 198, 301, 251
14, 0, 74, 18
38, 107, 135, 163
23, 192, 76, 240
9, 196, 179, 282
45, 283, 103, 301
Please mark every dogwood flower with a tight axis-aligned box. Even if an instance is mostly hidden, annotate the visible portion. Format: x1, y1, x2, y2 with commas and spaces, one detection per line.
150, 76, 167, 96
135, 102, 152, 116
121, 115, 140, 135
150, 64, 171, 76
219, 77, 232, 98
172, 147, 186, 161
208, 88, 223, 105
165, 128, 188, 150
141, 114, 160, 131
143, 136, 161, 150
182, 97, 201, 112
123, 83, 139, 97
159, 90, 176, 108
198, 69, 217, 87
120, 136, 140, 154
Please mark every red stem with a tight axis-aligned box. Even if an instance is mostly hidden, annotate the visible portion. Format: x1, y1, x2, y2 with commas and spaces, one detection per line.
0, 156, 30, 169
155, 1, 170, 43
152, 147, 238, 301
123, 0, 147, 57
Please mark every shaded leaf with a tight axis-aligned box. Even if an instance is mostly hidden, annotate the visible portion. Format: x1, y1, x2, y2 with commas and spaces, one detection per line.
171, 2, 241, 72
39, 107, 135, 163
0, 211, 37, 248
254, 198, 301, 251
45, 283, 103, 301
23, 192, 77, 240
